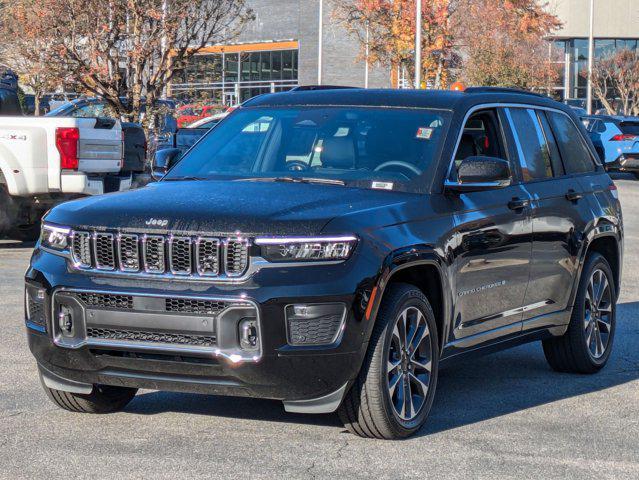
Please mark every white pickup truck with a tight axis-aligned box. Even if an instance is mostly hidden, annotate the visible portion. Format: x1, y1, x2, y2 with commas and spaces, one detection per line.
0, 116, 131, 240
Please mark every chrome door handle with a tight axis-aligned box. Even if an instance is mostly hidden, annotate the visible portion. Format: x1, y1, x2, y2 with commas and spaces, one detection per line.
566, 189, 583, 202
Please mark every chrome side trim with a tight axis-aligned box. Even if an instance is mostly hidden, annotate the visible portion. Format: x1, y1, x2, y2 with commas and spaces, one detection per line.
459, 299, 554, 329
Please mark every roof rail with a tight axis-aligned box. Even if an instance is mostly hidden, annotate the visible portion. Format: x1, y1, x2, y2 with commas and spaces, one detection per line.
464, 87, 547, 98
290, 85, 359, 92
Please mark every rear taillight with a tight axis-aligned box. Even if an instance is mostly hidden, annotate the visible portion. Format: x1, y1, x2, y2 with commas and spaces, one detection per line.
55, 127, 79, 170
611, 134, 637, 141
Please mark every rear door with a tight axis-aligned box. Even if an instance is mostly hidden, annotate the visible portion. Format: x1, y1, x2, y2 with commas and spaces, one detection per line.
506, 108, 596, 329
447, 108, 532, 343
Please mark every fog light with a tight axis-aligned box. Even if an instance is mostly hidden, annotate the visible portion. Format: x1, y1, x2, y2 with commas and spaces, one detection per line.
239, 318, 258, 351
285, 303, 347, 346
58, 305, 74, 336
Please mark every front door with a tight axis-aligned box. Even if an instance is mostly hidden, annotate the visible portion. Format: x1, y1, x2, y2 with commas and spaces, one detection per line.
447, 108, 532, 343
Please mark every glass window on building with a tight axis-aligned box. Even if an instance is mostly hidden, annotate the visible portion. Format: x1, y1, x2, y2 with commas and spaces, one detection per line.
172, 48, 299, 106
225, 53, 239, 83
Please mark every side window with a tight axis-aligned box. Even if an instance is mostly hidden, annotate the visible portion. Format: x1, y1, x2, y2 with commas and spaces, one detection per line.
450, 109, 507, 180
596, 120, 607, 134
506, 108, 553, 181
70, 103, 106, 118
546, 111, 596, 174
538, 111, 565, 177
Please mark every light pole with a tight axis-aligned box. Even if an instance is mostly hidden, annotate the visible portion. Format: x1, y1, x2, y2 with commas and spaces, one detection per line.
415, 0, 422, 89
586, 0, 595, 114
364, 20, 370, 88
318, 0, 323, 85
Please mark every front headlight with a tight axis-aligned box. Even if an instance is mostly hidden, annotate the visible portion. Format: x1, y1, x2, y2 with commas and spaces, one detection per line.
255, 236, 357, 262
41, 223, 71, 251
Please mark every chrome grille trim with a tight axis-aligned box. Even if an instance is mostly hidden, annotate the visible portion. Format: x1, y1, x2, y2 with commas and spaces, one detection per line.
94, 233, 116, 270
195, 237, 220, 276
66, 230, 252, 280
71, 231, 92, 268
142, 235, 166, 273
225, 238, 250, 277
169, 236, 192, 275
117, 234, 140, 272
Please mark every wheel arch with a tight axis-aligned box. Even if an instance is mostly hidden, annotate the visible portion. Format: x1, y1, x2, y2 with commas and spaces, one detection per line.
367, 245, 452, 353
572, 224, 622, 304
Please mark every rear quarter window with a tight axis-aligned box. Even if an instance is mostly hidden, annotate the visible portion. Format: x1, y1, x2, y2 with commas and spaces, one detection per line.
547, 111, 596, 174
619, 122, 639, 136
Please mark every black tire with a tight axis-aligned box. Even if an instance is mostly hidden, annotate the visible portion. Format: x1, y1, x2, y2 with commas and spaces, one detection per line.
543, 252, 616, 374
338, 283, 439, 439
10, 221, 41, 242
633, 172, 639, 180
40, 376, 137, 413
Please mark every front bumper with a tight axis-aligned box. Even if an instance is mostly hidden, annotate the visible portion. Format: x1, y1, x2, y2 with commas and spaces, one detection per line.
25, 248, 375, 409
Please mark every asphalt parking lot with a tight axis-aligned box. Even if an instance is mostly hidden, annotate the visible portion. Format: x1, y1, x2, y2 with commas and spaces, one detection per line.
1, 177, 638, 480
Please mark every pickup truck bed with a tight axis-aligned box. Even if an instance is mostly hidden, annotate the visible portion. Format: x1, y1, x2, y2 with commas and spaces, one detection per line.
0, 116, 129, 239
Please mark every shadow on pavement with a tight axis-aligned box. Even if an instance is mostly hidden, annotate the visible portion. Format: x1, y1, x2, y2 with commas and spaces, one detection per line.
0, 240, 36, 249
126, 301, 639, 435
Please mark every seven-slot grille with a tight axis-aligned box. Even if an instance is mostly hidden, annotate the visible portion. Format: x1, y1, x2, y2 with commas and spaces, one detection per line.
70, 230, 250, 278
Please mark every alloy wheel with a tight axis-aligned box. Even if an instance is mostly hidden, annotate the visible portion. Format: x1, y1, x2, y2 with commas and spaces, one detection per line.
386, 306, 432, 421
584, 268, 613, 359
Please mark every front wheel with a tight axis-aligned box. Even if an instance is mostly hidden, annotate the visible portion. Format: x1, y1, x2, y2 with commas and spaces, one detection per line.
40, 375, 137, 413
543, 252, 616, 373
338, 283, 439, 439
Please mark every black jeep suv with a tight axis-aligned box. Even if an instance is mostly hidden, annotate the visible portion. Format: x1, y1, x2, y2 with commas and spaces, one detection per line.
26, 87, 623, 439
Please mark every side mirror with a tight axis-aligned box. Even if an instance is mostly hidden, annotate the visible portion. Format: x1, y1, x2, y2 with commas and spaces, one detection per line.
445, 156, 512, 192
151, 148, 181, 181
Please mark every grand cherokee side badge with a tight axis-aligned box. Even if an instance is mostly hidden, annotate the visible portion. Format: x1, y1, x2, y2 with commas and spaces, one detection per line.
145, 218, 169, 227
458, 280, 506, 297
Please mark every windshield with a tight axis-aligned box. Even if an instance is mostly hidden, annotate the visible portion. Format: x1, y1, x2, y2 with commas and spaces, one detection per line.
165, 106, 450, 191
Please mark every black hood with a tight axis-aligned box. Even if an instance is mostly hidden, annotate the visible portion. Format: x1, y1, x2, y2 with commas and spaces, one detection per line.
45, 180, 412, 236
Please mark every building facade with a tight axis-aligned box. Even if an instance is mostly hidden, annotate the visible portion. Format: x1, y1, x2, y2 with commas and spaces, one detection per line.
171, 0, 639, 106
170, 0, 390, 104
547, 0, 639, 105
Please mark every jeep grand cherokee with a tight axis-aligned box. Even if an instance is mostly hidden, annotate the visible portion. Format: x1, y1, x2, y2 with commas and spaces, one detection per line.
25, 87, 623, 439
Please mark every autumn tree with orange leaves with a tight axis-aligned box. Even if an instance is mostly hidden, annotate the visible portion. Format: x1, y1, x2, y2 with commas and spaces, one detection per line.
0, 0, 253, 127
334, 0, 562, 90
456, 0, 562, 90
334, 0, 455, 89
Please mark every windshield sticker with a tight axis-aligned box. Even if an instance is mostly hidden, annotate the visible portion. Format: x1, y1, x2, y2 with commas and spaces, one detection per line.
372, 181, 394, 190
416, 127, 433, 140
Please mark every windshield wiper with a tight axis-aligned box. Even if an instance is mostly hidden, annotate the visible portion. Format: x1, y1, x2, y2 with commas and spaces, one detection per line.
162, 176, 208, 182
236, 176, 345, 186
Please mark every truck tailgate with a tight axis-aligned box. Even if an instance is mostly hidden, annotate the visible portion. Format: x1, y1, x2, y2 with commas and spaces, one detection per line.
76, 118, 123, 173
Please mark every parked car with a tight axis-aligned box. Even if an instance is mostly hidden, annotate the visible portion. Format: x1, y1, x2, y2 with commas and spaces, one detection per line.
583, 115, 639, 177
47, 97, 177, 173
0, 86, 22, 116
173, 112, 229, 154
176, 104, 221, 128
26, 87, 622, 439
0, 116, 130, 240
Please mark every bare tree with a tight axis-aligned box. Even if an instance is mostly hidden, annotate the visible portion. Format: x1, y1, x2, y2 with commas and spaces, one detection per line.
2, 0, 253, 127
591, 49, 639, 116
